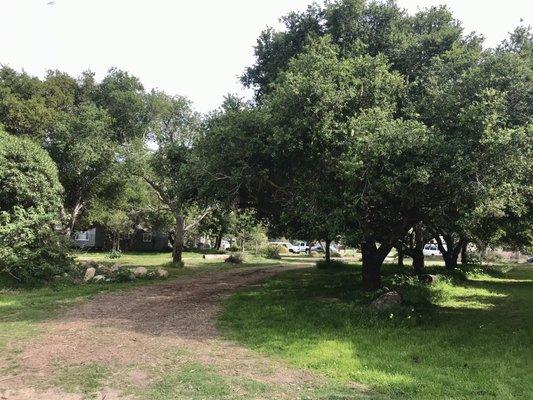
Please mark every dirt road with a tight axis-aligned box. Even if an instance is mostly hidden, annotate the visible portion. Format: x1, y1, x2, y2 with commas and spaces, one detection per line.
1, 264, 363, 399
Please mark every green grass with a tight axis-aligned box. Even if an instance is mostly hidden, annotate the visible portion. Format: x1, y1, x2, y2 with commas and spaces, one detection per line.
221, 262, 533, 399
74, 250, 280, 268
138, 362, 260, 400
51, 362, 109, 396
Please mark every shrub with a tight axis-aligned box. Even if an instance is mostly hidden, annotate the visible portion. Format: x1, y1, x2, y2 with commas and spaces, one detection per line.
108, 250, 122, 259
277, 245, 290, 254
229, 244, 240, 252
113, 267, 135, 282
262, 245, 281, 259
225, 252, 245, 264
464, 250, 482, 265
0, 131, 69, 281
316, 259, 347, 270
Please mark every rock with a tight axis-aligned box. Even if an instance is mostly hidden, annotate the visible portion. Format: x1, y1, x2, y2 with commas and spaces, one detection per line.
370, 291, 403, 310
132, 267, 148, 277
93, 275, 105, 283
97, 264, 112, 275
110, 264, 121, 272
53, 274, 62, 281
84, 267, 96, 281
156, 268, 169, 278
418, 274, 438, 284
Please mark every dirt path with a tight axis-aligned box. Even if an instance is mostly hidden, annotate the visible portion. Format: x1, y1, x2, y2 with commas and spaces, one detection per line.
1, 263, 366, 399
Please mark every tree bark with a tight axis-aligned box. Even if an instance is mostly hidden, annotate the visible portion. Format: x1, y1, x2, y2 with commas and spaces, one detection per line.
172, 215, 185, 266
361, 240, 392, 291
461, 241, 468, 264
215, 230, 223, 250
412, 224, 425, 275
396, 241, 404, 267
412, 248, 425, 275
64, 201, 84, 237
325, 239, 331, 262
435, 234, 463, 270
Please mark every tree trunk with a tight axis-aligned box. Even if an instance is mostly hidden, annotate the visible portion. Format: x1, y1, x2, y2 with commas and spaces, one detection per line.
65, 202, 84, 237
412, 248, 425, 276
215, 230, 223, 250
172, 215, 185, 266
412, 224, 425, 275
361, 240, 392, 291
396, 241, 404, 267
435, 234, 462, 270
461, 241, 468, 264
325, 239, 331, 262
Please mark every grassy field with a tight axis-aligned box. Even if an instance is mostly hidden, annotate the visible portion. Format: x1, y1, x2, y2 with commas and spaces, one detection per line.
221, 262, 533, 399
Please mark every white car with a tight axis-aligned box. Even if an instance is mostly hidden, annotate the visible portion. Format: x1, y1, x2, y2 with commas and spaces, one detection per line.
423, 244, 441, 257
269, 241, 300, 253
292, 241, 309, 253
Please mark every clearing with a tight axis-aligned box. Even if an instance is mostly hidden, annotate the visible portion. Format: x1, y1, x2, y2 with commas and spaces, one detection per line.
1, 252, 531, 399
0, 254, 369, 399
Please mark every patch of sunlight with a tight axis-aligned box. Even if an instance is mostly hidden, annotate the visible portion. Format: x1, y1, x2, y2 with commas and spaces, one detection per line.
444, 299, 496, 309
437, 286, 507, 309
0, 300, 18, 308
303, 340, 362, 370
469, 276, 533, 283
352, 368, 415, 387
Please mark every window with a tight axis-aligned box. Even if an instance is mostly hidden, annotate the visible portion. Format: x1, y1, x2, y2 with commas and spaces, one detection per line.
75, 231, 89, 241
142, 232, 152, 243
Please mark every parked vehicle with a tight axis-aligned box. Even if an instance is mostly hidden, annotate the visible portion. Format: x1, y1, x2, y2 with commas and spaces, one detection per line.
423, 244, 441, 257
292, 241, 309, 253
310, 243, 339, 253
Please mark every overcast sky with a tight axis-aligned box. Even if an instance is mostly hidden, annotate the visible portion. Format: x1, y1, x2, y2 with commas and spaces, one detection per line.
0, 0, 531, 113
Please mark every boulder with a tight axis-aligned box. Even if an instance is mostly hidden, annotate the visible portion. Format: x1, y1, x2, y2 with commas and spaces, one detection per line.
156, 268, 169, 278
84, 267, 96, 281
370, 291, 402, 310
93, 275, 105, 283
110, 264, 121, 272
418, 274, 438, 284
132, 267, 148, 278
96, 264, 112, 275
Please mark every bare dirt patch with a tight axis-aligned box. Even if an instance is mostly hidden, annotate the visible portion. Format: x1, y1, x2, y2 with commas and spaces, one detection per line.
1, 263, 368, 399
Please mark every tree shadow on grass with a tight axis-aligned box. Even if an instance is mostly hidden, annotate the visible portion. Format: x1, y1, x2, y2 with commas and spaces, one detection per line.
220, 264, 533, 399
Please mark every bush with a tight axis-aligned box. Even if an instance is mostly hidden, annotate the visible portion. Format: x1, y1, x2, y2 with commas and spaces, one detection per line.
225, 252, 245, 264
316, 259, 347, 270
262, 245, 281, 259
277, 245, 290, 254
464, 250, 482, 265
229, 244, 240, 252
0, 207, 72, 281
0, 132, 69, 281
112, 267, 135, 282
108, 249, 122, 259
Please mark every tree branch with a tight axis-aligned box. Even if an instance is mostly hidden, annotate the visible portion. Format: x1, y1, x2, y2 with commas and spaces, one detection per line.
184, 206, 213, 232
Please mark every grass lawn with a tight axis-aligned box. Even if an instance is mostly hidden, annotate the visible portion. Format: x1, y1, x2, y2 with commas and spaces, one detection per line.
221, 262, 533, 399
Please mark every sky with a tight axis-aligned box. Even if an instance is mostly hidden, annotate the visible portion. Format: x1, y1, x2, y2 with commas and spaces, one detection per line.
0, 0, 531, 113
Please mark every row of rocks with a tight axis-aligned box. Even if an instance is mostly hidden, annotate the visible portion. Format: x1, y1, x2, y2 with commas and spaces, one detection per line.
83, 265, 168, 282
